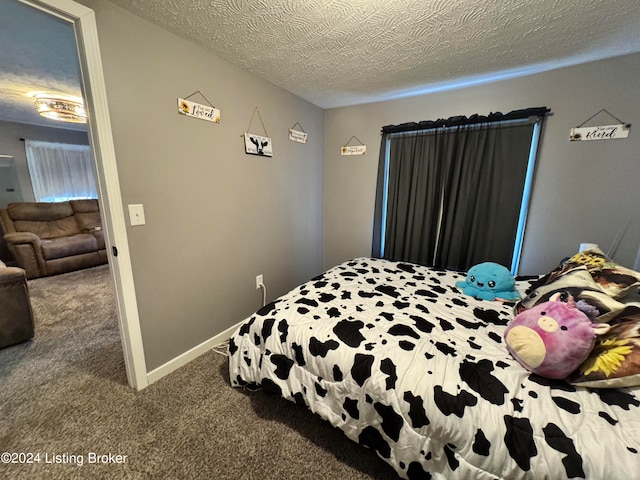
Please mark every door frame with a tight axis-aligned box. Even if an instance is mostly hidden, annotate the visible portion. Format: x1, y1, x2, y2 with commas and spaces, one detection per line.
19, 0, 148, 389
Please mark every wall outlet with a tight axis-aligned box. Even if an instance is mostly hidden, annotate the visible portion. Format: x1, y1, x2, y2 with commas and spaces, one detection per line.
256, 274, 264, 289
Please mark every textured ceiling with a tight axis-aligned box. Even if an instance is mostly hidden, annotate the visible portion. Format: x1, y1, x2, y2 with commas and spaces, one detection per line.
107, 0, 640, 108
1, 0, 640, 131
0, 0, 85, 130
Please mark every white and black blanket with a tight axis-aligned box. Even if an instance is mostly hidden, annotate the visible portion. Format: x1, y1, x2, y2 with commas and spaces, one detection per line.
228, 258, 640, 479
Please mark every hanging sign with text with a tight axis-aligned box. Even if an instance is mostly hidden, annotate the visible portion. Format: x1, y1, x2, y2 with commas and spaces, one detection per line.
288, 128, 307, 144
341, 145, 366, 156
569, 124, 629, 141
178, 98, 220, 123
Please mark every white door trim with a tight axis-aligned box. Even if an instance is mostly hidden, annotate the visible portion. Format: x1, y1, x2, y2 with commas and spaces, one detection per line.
20, 0, 148, 390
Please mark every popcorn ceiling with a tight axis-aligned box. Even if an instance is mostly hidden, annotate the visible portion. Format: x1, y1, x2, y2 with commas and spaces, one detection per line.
106, 0, 640, 108
1, 0, 639, 128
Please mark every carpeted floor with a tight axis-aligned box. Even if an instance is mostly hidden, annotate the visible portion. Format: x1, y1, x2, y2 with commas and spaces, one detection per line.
0, 266, 399, 479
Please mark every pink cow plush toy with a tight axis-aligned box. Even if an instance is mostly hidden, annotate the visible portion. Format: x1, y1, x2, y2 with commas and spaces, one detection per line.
504, 295, 610, 379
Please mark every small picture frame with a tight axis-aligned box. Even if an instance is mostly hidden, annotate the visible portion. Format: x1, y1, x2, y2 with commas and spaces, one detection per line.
244, 133, 273, 157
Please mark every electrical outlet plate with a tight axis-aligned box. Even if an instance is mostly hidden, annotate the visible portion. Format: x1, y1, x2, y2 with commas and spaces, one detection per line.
256, 274, 263, 289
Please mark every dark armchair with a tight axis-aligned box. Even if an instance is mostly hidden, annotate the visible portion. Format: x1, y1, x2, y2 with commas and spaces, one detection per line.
0, 264, 34, 348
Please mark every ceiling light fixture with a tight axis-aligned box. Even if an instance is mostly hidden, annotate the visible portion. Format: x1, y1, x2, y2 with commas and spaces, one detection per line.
33, 93, 86, 123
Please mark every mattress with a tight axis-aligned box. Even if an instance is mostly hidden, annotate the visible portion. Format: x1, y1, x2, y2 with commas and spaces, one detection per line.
228, 258, 640, 479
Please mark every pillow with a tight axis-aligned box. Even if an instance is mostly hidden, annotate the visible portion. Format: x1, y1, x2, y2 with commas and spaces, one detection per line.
545, 247, 640, 299
505, 298, 607, 379
568, 315, 640, 388
515, 267, 627, 323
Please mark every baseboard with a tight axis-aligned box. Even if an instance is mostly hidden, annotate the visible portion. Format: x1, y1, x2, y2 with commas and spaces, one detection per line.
146, 320, 243, 386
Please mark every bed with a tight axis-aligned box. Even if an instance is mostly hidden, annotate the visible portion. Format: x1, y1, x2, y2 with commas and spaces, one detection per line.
228, 257, 640, 479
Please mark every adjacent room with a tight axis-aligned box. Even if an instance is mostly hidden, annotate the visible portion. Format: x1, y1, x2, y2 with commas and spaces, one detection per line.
1, 0, 640, 479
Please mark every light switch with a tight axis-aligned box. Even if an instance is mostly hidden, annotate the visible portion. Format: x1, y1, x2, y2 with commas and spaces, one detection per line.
128, 204, 146, 226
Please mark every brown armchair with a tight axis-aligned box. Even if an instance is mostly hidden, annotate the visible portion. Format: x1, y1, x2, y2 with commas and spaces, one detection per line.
0, 264, 34, 348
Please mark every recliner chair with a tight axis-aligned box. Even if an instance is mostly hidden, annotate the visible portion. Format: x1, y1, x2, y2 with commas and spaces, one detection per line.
0, 263, 35, 348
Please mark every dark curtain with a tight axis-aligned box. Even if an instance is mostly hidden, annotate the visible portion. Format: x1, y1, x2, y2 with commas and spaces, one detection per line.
373, 109, 547, 270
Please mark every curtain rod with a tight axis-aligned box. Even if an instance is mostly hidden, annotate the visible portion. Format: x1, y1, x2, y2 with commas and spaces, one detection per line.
381, 107, 551, 134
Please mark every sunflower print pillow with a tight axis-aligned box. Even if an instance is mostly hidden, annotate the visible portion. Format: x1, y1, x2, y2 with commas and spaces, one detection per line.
538, 247, 640, 299
568, 315, 640, 388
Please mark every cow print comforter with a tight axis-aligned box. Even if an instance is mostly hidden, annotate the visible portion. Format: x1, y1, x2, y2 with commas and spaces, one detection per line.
228, 258, 640, 479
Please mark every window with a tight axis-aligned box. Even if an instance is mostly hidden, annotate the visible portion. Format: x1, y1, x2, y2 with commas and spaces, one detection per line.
372, 108, 548, 273
25, 139, 97, 203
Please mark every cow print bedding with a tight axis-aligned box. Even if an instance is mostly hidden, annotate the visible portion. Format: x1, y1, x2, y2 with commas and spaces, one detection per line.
228, 258, 640, 479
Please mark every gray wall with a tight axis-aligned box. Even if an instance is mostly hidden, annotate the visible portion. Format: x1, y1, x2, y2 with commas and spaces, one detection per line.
0, 120, 89, 207
79, 0, 325, 371
323, 53, 640, 276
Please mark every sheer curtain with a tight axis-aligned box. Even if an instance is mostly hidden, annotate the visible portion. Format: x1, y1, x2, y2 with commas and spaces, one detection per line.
372, 108, 548, 272
25, 140, 97, 202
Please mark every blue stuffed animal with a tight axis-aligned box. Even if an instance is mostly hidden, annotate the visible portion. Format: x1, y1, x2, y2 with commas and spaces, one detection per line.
456, 262, 520, 301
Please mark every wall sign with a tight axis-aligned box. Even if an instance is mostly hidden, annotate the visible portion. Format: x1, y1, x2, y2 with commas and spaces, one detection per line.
341, 145, 366, 155
341, 135, 366, 155
570, 109, 631, 142
289, 122, 307, 144
244, 133, 273, 157
177, 97, 220, 123
289, 129, 307, 144
569, 124, 630, 141
244, 107, 272, 156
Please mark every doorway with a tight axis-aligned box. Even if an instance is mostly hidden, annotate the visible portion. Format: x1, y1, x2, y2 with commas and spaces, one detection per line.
6, 0, 147, 389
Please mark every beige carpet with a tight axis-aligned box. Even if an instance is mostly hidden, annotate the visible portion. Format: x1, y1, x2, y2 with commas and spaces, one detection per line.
0, 265, 399, 479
